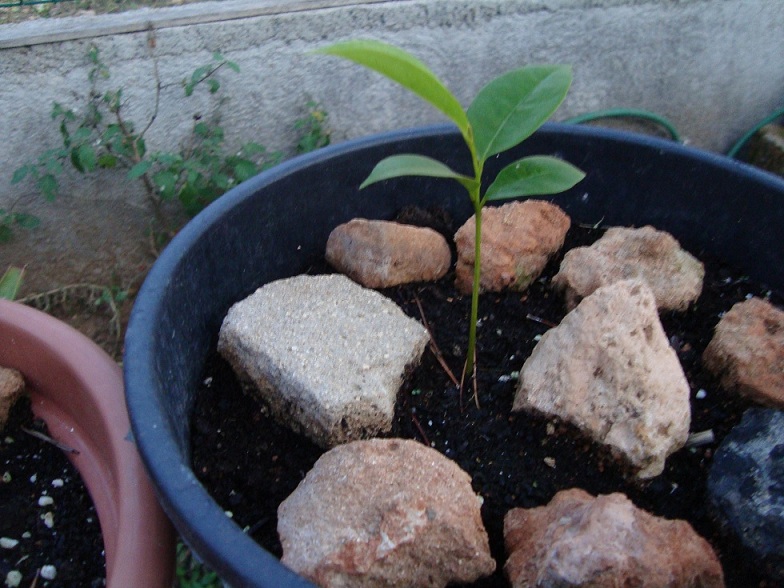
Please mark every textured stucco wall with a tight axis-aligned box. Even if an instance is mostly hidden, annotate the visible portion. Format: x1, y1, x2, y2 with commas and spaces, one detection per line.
1, 0, 782, 290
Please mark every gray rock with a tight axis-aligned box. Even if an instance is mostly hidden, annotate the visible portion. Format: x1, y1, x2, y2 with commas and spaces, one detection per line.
278, 438, 495, 587
703, 297, 784, 408
553, 225, 704, 311
218, 274, 429, 448
708, 407, 784, 582
454, 200, 570, 294
513, 279, 691, 479
326, 219, 451, 288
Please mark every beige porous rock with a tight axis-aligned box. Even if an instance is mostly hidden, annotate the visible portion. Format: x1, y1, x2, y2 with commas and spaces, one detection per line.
218, 274, 429, 448
454, 200, 570, 294
326, 219, 451, 288
513, 279, 690, 479
504, 488, 725, 588
278, 438, 495, 588
702, 297, 784, 408
552, 225, 704, 310
0, 367, 25, 430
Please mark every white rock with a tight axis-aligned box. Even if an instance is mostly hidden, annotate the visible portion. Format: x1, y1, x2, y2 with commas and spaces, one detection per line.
553, 225, 704, 311
39, 565, 56, 581
0, 537, 18, 549
219, 274, 429, 448
5, 570, 22, 588
513, 279, 691, 478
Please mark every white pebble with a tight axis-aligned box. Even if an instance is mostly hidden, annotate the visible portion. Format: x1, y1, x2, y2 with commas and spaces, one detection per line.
696, 389, 707, 400
5, 570, 22, 587
0, 537, 19, 549
51, 479, 64, 488
29, 474, 37, 483
41, 512, 54, 529
2, 472, 11, 483
38, 496, 54, 507
39, 565, 57, 581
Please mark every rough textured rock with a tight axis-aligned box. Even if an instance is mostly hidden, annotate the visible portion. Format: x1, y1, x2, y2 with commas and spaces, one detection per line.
702, 297, 784, 408
0, 367, 25, 431
218, 274, 429, 448
278, 438, 495, 587
513, 279, 691, 478
326, 219, 451, 288
454, 200, 570, 294
504, 488, 725, 588
552, 225, 704, 311
708, 408, 784, 582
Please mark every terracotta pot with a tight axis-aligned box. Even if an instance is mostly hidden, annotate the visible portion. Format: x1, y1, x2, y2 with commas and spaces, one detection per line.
0, 299, 175, 587
124, 123, 784, 587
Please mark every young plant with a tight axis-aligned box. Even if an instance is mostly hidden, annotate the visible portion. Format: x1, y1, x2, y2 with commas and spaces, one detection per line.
316, 40, 585, 392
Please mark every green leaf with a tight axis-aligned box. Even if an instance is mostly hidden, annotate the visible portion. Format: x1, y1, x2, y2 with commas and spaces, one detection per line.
468, 65, 572, 160
71, 127, 93, 144
39, 174, 59, 201
128, 160, 153, 179
11, 166, 30, 184
226, 60, 240, 73
97, 153, 118, 169
484, 155, 585, 202
359, 154, 474, 190
0, 266, 24, 300
232, 159, 258, 182
153, 170, 178, 198
316, 40, 470, 141
208, 79, 220, 94
13, 213, 40, 230
77, 144, 97, 172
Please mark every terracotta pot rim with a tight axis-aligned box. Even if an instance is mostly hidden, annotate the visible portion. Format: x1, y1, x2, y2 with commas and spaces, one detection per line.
0, 299, 174, 588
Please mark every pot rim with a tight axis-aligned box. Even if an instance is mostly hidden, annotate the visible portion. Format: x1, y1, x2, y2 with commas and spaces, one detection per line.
0, 299, 175, 587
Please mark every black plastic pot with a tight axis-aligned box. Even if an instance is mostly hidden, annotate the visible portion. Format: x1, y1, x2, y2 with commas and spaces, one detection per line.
124, 123, 784, 587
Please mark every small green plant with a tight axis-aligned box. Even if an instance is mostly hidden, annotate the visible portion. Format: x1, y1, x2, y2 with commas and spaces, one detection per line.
317, 40, 585, 394
0, 266, 24, 300
295, 101, 331, 154
12, 45, 281, 225
175, 542, 222, 588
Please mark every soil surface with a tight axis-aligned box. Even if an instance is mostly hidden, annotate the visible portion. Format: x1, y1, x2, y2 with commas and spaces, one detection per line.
191, 221, 782, 588
0, 395, 105, 587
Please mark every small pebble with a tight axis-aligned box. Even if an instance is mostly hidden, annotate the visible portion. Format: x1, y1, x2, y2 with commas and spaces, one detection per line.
544, 457, 556, 468
38, 496, 54, 507
5, 570, 22, 588
39, 565, 56, 581
41, 512, 54, 529
696, 389, 707, 400
2, 472, 11, 483
29, 474, 37, 483
0, 537, 19, 549
51, 478, 64, 488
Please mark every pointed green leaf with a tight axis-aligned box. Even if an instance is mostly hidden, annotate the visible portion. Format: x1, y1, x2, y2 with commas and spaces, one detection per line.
128, 160, 153, 179
359, 154, 474, 190
315, 40, 470, 140
0, 266, 24, 300
11, 166, 30, 185
468, 65, 572, 160
77, 144, 97, 172
484, 155, 585, 202
39, 174, 59, 201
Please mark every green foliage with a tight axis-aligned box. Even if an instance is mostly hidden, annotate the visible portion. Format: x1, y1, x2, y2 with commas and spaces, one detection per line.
11, 46, 283, 230
295, 101, 331, 154
318, 39, 585, 394
0, 266, 24, 300
175, 542, 222, 588
0, 210, 39, 243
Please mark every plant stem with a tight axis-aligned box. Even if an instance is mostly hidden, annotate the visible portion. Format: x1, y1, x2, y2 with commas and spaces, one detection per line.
465, 200, 482, 380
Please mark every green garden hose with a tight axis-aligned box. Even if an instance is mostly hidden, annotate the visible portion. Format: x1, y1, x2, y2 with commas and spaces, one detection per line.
725, 106, 784, 159
564, 108, 682, 143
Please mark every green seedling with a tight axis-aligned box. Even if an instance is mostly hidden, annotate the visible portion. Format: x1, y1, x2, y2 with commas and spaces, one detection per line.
0, 266, 24, 300
316, 39, 585, 398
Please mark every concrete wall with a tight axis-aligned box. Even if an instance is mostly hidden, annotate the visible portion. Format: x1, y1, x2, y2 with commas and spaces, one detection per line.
1, 0, 783, 292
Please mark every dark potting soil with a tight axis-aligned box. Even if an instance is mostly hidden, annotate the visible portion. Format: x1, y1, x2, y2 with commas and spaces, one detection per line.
0, 395, 106, 588
191, 223, 782, 588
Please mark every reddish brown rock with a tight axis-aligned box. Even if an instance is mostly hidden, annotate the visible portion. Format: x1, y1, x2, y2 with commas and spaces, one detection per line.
504, 488, 725, 588
0, 366, 24, 430
702, 297, 784, 408
326, 219, 451, 288
454, 200, 570, 294
278, 438, 495, 587
513, 279, 690, 479
553, 225, 704, 311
